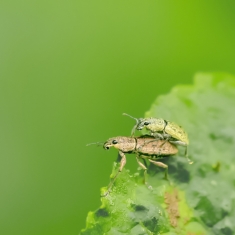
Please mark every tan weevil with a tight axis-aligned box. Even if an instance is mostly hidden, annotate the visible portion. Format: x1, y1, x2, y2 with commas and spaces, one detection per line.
123, 113, 191, 163
88, 135, 178, 196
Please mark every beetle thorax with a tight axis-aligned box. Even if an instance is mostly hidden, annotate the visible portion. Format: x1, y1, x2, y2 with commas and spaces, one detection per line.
114, 137, 136, 152
146, 118, 165, 132
104, 137, 136, 152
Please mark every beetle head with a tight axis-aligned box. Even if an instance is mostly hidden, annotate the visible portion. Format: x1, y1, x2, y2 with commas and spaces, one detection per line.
103, 137, 123, 150
103, 136, 135, 152
137, 118, 165, 132
136, 118, 154, 130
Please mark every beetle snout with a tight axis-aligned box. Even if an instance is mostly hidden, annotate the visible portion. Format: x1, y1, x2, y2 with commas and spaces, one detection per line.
136, 125, 144, 130
103, 142, 110, 150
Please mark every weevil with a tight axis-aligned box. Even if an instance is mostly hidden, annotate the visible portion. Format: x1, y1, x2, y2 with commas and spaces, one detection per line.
88, 136, 178, 196
123, 113, 191, 161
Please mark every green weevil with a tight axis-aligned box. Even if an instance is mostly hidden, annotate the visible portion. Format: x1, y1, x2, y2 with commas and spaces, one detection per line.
88, 135, 178, 196
123, 113, 191, 161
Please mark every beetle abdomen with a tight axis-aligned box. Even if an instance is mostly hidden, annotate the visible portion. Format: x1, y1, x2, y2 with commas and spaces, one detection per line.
165, 122, 189, 144
136, 138, 178, 156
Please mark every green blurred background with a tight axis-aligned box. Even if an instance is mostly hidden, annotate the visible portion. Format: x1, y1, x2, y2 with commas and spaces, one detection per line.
1, 1, 235, 235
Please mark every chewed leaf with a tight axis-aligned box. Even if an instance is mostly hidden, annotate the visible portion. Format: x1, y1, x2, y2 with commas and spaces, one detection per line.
80, 73, 235, 235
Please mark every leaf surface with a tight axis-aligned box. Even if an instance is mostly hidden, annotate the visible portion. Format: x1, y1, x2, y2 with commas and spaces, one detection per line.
81, 73, 235, 235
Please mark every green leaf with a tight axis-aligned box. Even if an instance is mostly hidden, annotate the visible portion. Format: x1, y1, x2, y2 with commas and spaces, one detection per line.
80, 73, 235, 235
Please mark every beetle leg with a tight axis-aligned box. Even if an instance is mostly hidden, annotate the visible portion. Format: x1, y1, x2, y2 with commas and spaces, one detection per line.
136, 155, 148, 184
169, 140, 187, 147
148, 159, 168, 180
150, 132, 169, 149
169, 141, 193, 164
141, 158, 148, 167
158, 139, 168, 148
151, 132, 164, 139
131, 124, 137, 136
101, 151, 126, 197
119, 151, 127, 171
162, 133, 171, 139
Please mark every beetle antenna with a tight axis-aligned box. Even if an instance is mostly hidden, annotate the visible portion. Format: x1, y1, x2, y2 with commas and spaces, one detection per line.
123, 113, 140, 136
86, 142, 104, 146
123, 113, 139, 123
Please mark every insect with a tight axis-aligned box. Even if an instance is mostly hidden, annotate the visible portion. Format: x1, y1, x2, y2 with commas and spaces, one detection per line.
123, 113, 191, 161
87, 136, 178, 196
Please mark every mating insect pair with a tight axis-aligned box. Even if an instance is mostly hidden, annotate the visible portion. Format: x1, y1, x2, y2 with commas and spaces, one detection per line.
88, 113, 192, 197
123, 113, 189, 156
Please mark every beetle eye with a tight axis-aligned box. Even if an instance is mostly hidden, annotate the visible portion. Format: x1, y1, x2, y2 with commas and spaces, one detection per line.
112, 140, 118, 144
144, 122, 150, 125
